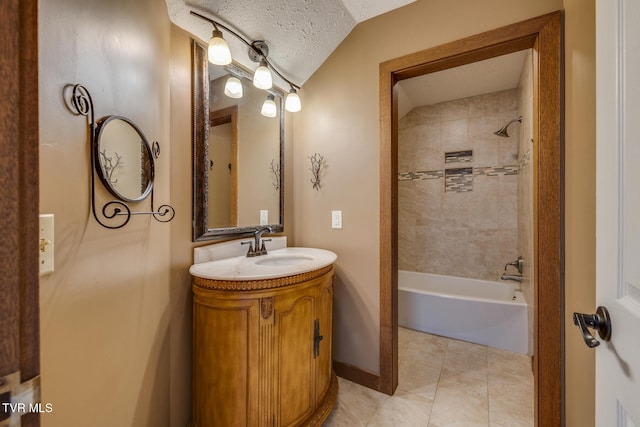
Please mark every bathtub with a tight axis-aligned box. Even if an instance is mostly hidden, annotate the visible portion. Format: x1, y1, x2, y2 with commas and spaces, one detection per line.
398, 270, 528, 354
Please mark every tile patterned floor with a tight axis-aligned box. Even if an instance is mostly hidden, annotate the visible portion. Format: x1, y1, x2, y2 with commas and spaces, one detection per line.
324, 327, 533, 426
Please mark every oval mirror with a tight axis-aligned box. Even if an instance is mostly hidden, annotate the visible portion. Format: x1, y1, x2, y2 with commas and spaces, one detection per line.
95, 115, 154, 203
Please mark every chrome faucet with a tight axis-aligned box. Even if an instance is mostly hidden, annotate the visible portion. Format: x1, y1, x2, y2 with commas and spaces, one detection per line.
502, 256, 523, 289
253, 226, 273, 256
240, 226, 273, 257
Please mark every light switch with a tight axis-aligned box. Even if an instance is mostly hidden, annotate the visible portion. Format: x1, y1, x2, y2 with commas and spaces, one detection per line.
331, 211, 342, 229
260, 210, 269, 225
39, 214, 54, 276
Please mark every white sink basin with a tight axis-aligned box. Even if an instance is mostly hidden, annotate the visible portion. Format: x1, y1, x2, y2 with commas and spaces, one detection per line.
254, 255, 314, 266
189, 247, 337, 281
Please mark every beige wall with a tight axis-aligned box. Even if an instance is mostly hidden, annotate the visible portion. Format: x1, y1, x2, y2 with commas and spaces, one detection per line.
38, 0, 180, 426
563, 0, 597, 426
168, 24, 197, 427
294, 0, 563, 375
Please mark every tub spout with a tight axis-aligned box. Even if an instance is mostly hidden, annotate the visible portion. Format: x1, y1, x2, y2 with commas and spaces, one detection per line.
501, 273, 522, 283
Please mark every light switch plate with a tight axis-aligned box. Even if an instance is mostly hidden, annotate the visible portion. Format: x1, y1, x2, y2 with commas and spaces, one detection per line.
331, 211, 342, 229
39, 214, 54, 276
260, 210, 269, 225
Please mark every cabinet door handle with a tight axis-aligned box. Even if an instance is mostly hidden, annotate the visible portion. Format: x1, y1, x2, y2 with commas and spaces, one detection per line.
313, 319, 323, 358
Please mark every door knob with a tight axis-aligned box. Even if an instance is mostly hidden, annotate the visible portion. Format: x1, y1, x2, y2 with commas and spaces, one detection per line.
572, 306, 612, 348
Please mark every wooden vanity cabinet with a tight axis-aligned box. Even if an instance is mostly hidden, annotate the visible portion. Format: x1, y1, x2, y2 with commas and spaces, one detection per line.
192, 265, 338, 427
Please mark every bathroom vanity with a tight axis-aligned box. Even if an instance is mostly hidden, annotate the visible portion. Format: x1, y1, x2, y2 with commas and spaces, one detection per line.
190, 246, 338, 426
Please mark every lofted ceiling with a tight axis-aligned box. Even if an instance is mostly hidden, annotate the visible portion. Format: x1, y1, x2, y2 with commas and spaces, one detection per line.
165, 0, 416, 88
397, 50, 530, 118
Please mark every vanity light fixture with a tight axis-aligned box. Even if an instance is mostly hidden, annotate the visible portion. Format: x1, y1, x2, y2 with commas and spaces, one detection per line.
190, 10, 301, 111
224, 76, 243, 98
285, 87, 301, 112
261, 94, 277, 117
208, 27, 232, 65
253, 59, 273, 90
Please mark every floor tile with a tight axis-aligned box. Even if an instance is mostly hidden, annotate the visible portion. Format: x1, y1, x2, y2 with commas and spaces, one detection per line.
324, 329, 533, 427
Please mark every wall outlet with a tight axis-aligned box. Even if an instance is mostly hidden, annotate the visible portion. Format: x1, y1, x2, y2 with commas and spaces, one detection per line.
39, 214, 54, 276
260, 210, 268, 225
331, 211, 342, 229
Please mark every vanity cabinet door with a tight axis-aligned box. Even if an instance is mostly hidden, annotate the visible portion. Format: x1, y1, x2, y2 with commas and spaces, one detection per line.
314, 273, 334, 402
273, 286, 316, 427
192, 295, 260, 427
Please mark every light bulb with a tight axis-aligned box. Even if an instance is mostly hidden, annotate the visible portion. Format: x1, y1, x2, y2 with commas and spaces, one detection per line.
261, 94, 277, 117
285, 88, 301, 112
224, 77, 243, 98
208, 29, 231, 65
253, 60, 273, 90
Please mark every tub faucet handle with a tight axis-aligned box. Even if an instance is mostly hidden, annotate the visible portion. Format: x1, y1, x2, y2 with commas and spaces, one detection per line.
505, 256, 523, 274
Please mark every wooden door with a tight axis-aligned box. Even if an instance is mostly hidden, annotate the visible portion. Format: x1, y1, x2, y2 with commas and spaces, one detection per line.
594, 0, 640, 425
0, 0, 40, 426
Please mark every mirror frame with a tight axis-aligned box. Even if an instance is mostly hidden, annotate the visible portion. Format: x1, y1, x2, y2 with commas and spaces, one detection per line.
192, 39, 285, 241
95, 114, 154, 203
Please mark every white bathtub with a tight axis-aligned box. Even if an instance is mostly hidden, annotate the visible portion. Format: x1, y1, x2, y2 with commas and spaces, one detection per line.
398, 270, 529, 354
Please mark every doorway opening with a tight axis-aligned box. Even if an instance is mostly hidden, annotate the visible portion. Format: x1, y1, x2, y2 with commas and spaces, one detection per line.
379, 11, 563, 426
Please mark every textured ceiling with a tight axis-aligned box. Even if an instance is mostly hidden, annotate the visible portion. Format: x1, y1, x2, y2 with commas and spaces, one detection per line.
165, 0, 416, 88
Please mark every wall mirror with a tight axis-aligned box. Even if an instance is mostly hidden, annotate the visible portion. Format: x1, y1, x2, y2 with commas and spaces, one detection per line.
95, 115, 154, 202
66, 83, 174, 229
192, 40, 284, 241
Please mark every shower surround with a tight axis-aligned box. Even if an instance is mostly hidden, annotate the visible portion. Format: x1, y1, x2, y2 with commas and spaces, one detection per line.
398, 89, 520, 281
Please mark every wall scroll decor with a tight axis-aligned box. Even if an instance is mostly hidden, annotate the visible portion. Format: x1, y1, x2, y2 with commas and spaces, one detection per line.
309, 153, 326, 190
66, 83, 175, 229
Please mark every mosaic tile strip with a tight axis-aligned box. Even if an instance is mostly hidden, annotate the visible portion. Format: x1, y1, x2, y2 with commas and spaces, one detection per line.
445, 167, 473, 192
445, 150, 473, 164
398, 165, 518, 182
473, 165, 519, 177
398, 170, 444, 181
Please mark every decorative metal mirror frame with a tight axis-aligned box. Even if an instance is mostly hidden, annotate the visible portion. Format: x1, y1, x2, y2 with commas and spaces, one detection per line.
192, 40, 285, 241
94, 114, 155, 203
67, 83, 175, 229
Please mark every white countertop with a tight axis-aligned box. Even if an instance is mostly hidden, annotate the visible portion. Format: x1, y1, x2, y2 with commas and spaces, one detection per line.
189, 247, 337, 281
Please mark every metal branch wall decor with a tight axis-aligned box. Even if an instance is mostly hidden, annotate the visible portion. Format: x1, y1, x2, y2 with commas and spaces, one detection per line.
309, 153, 326, 190
65, 83, 175, 229
270, 158, 280, 190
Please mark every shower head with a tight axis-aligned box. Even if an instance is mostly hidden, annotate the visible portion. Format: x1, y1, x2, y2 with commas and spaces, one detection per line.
494, 116, 522, 138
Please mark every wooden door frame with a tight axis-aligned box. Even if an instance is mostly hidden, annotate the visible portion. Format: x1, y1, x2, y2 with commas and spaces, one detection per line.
377, 11, 564, 426
210, 105, 239, 225
0, 0, 40, 426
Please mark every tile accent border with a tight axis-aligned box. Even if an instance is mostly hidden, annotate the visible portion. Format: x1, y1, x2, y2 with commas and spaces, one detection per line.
399, 164, 518, 184
398, 170, 444, 181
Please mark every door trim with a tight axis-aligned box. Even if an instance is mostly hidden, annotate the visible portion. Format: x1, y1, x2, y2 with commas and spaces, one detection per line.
0, 0, 40, 426
377, 11, 564, 426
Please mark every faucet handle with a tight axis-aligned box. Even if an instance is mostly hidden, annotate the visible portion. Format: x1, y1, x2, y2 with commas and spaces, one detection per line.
505, 256, 524, 274
241, 241, 256, 257
260, 238, 272, 253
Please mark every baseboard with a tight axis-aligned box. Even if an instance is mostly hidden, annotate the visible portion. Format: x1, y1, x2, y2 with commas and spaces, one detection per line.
332, 360, 382, 392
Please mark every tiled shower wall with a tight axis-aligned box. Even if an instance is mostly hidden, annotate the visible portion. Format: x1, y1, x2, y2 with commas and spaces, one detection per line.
398, 89, 520, 281
517, 50, 535, 355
